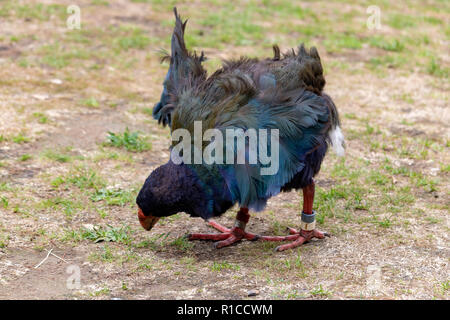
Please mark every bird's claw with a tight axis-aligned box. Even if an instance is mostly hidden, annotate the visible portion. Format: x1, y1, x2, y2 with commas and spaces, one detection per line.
187, 220, 259, 249
187, 220, 329, 251
274, 229, 330, 252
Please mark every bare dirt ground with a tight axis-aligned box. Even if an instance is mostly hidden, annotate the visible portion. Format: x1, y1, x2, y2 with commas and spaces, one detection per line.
0, 0, 448, 299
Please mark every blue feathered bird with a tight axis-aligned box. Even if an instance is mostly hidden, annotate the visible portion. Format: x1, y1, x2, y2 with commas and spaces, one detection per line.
137, 8, 345, 251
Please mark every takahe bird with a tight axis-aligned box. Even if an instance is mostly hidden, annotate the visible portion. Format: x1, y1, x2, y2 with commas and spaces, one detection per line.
137, 8, 345, 251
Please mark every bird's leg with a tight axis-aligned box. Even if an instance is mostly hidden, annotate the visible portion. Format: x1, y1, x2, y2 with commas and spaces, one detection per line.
187, 182, 329, 250
187, 208, 260, 248
274, 180, 329, 252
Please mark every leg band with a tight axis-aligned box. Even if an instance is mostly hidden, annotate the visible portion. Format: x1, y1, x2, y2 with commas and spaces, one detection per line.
301, 210, 316, 231
234, 219, 247, 230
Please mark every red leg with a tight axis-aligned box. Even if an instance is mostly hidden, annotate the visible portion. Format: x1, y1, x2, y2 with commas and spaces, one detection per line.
187, 181, 329, 251
303, 179, 315, 214
275, 180, 329, 252
187, 208, 259, 248
207, 220, 230, 233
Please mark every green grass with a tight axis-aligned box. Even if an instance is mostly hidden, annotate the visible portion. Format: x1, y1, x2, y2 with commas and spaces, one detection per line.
19, 154, 32, 161
185, 3, 265, 47
11, 133, 30, 144
0, 233, 9, 248
368, 54, 408, 71
135, 233, 171, 250
42, 150, 72, 163
427, 57, 448, 78
324, 34, 363, 52
91, 287, 111, 296
114, 26, 151, 51
81, 97, 99, 108
309, 285, 332, 297
369, 37, 404, 52
32, 112, 48, 124
0, 183, 11, 192
440, 281, 449, 294
39, 42, 95, 69
282, 251, 308, 277
170, 236, 194, 251
106, 128, 151, 152
38, 197, 82, 218
81, 225, 132, 245
90, 187, 136, 206
0, 3, 66, 21
91, 0, 110, 5
0, 197, 8, 208
388, 14, 417, 29
53, 166, 107, 191
373, 216, 393, 228
211, 261, 240, 271
314, 184, 364, 223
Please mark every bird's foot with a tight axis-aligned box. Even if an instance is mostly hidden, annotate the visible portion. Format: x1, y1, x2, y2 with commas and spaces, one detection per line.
186, 220, 329, 251
271, 228, 330, 252
186, 220, 259, 249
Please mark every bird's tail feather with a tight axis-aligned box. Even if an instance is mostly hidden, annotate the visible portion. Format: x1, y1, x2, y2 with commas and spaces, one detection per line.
322, 93, 345, 156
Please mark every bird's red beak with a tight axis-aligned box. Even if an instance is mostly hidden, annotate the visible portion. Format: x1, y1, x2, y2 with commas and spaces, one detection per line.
137, 207, 160, 231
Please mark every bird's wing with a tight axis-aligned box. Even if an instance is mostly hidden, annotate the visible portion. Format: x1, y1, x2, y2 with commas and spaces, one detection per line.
171, 72, 330, 212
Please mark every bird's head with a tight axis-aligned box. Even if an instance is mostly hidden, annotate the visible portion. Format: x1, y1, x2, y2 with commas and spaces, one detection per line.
135, 179, 158, 231
135, 164, 174, 232
136, 161, 202, 232
137, 206, 160, 231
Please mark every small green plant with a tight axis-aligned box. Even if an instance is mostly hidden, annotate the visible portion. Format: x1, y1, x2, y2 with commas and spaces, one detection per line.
372, 216, 392, 228
66, 167, 106, 190
141, 107, 153, 116
441, 281, 449, 294
170, 236, 194, 251
19, 154, 32, 161
82, 225, 132, 244
388, 14, 416, 29
12, 133, 30, 144
0, 183, 11, 192
211, 261, 240, 272
33, 112, 48, 124
115, 27, 151, 51
310, 285, 332, 297
135, 233, 170, 250
0, 234, 9, 248
39, 197, 81, 218
90, 187, 135, 206
91, 287, 111, 296
15, 3, 66, 21
81, 97, 99, 108
42, 150, 71, 163
60, 229, 83, 242
427, 57, 448, 78
106, 128, 151, 152
0, 197, 8, 208
92, 0, 109, 5
50, 176, 66, 188
370, 37, 404, 52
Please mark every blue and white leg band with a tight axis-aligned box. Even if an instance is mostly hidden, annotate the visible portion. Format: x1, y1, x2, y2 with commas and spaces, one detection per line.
301, 211, 316, 231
